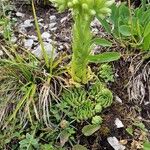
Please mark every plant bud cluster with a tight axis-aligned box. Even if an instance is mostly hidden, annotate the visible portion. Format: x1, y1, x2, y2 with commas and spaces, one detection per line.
50, 0, 115, 19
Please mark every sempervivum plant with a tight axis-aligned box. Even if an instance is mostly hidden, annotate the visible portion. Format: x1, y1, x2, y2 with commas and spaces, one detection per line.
57, 81, 113, 122
50, 0, 120, 83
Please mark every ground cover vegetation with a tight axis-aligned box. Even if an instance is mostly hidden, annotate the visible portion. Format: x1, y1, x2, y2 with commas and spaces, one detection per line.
0, 0, 150, 149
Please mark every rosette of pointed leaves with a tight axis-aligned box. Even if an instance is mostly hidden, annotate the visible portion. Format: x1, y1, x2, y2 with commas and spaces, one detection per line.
95, 88, 113, 108
58, 88, 96, 122
90, 81, 113, 108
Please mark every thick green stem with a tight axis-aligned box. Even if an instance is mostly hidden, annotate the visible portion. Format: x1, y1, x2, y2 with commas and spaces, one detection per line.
70, 14, 92, 83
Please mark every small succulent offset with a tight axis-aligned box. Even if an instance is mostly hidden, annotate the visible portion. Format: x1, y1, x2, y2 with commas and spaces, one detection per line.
89, 81, 113, 108
50, 0, 120, 83
57, 81, 113, 123
99, 64, 114, 83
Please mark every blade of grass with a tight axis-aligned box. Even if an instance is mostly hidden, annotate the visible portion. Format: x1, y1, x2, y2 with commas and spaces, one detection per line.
31, 0, 49, 68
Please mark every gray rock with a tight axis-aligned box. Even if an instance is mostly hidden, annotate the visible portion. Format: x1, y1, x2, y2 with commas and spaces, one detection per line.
50, 27, 57, 31
49, 22, 56, 29
11, 35, 17, 43
28, 35, 38, 41
24, 19, 33, 28
24, 39, 34, 49
60, 16, 68, 23
91, 18, 101, 27
50, 15, 56, 22
18, 23, 26, 33
41, 32, 51, 40
115, 96, 122, 103
115, 118, 124, 128
16, 12, 25, 17
0, 50, 3, 56
32, 42, 56, 59
107, 137, 126, 150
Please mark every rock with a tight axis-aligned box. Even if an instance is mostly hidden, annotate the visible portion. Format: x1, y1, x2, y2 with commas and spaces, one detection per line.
60, 16, 68, 23
50, 15, 56, 22
49, 22, 56, 29
0, 50, 3, 56
11, 35, 17, 43
41, 32, 51, 40
92, 28, 99, 35
32, 42, 56, 59
115, 118, 124, 128
50, 27, 57, 31
24, 19, 33, 28
115, 96, 123, 103
38, 18, 44, 22
16, 12, 25, 17
107, 137, 126, 150
91, 18, 101, 27
24, 39, 34, 49
28, 35, 38, 41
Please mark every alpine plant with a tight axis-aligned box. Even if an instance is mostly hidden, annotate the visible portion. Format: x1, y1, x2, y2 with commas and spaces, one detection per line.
50, 0, 117, 83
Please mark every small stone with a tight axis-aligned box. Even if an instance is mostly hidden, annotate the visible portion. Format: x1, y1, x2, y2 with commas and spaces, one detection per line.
28, 35, 38, 41
38, 22, 44, 28
50, 15, 56, 22
92, 28, 99, 35
115, 118, 124, 128
32, 42, 57, 59
0, 50, 3, 56
41, 32, 51, 39
115, 96, 122, 103
24, 19, 33, 28
91, 18, 101, 27
107, 137, 126, 150
24, 39, 34, 49
49, 22, 56, 28
59, 45, 64, 50
18, 24, 26, 33
50, 27, 57, 31
38, 18, 44, 22
60, 16, 68, 23
11, 35, 17, 43
16, 12, 25, 17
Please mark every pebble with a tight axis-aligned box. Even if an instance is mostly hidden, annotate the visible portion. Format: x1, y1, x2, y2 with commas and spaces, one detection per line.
50, 15, 56, 22
115, 118, 124, 128
115, 96, 123, 103
24, 19, 33, 28
107, 137, 126, 150
32, 42, 56, 59
0, 50, 3, 56
50, 27, 57, 31
41, 32, 51, 40
24, 39, 34, 49
16, 12, 25, 17
11, 35, 17, 43
28, 35, 38, 41
60, 16, 68, 23
49, 22, 56, 29
91, 18, 101, 27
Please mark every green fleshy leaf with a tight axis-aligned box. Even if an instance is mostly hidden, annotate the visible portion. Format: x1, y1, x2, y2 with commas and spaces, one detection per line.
143, 141, 150, 150
119, 25, 131, 36
92, 38, 112, 47
88, 52, 121, 63
82, 124, 100, 136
